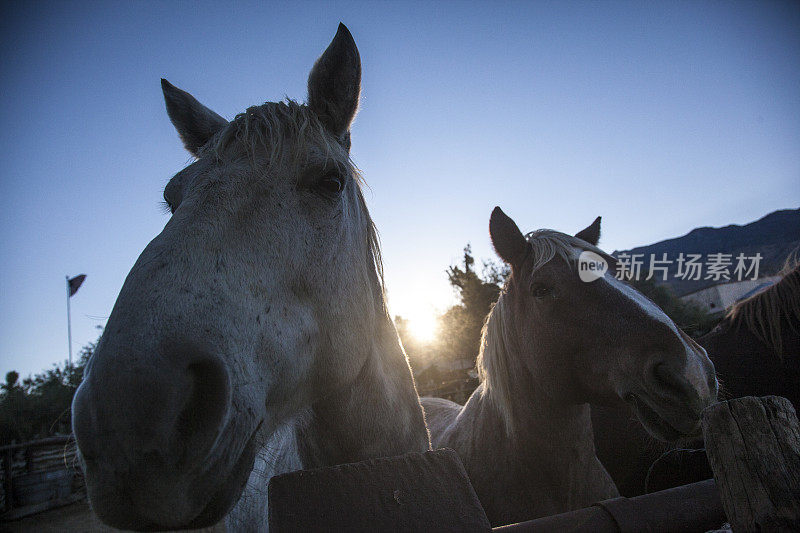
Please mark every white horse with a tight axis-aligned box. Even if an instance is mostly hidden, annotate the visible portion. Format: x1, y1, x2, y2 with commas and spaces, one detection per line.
72, 24, 430, 531
422, 207, 717, 526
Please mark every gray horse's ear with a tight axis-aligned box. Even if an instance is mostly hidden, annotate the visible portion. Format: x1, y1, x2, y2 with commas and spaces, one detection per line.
307, 23, 361, 141
575, 216, 602, 246
490, 207, 529, 270
161, 79, 227, 156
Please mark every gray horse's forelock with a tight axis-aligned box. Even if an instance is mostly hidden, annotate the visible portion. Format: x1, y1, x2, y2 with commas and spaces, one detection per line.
477, 230, 611, 434
523, 229, 609, 274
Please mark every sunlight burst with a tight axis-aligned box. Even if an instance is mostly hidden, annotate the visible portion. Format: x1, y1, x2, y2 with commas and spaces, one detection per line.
407, 312, 438, 343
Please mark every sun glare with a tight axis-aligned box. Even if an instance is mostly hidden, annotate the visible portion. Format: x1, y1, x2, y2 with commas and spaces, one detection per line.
407, 312, 438, 343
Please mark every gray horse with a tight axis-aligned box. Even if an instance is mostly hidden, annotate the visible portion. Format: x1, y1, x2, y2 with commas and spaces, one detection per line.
423, 207, 717, 526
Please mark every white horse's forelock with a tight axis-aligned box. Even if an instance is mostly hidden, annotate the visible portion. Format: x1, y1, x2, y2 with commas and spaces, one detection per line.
213, 99, 367, 182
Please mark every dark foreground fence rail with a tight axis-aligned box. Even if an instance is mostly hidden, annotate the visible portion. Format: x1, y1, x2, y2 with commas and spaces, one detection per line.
0, 435, 83, 520
3, 396, 799, 530
497, 395, 800, 532
493, 479, 724, 532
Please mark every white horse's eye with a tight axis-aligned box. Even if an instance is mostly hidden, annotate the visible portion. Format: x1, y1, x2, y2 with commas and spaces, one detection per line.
162, 191, 176, 214
317, 174, 345, 195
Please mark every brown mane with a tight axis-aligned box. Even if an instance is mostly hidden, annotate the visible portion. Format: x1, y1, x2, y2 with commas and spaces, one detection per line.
726, 259, 800, 358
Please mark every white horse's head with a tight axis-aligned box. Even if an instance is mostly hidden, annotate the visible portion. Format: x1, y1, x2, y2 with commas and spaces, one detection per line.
72, 25, 386, 530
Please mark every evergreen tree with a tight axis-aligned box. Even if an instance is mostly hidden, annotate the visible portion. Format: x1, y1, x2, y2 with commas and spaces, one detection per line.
436, 245, 508, 362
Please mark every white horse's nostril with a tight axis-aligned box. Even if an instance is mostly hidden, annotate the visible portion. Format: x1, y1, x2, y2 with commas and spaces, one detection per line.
174, 358, 230, 461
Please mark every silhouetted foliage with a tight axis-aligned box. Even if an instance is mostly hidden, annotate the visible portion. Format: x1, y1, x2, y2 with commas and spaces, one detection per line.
437, 245, 508, 363
395, 245, 508, 374
0, 337, 98, 445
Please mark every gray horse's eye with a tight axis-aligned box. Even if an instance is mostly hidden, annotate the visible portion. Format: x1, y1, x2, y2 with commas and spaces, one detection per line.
531, 284, 551, 299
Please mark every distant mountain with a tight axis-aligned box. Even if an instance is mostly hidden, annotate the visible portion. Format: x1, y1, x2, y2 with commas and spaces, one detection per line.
613, 208, 800, 297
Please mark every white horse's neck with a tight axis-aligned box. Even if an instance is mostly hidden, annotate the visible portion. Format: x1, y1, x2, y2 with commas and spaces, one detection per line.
227, 309, 429, 531
296, 314, 431, 465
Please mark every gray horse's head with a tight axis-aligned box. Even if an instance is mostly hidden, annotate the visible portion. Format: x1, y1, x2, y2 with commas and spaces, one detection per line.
481, 207, 718, 440
72, 24, 383, 530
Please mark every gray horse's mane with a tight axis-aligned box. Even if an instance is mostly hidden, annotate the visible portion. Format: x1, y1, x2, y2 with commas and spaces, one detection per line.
726, 257, 800, 358
208, 99, 387, 315
477, 229, 609, 433
477, 296, 516, 433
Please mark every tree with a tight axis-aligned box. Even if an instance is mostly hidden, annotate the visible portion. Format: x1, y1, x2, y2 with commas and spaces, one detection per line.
435, 245, 508, 363
0, 334, 99, 445
0, 371, 28, 443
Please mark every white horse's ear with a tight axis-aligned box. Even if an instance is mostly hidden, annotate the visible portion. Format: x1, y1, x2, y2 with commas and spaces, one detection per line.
161, 79, 228, 157
490, 207, 529, 270
575, 216, 602, 246
307, 23, 361, 142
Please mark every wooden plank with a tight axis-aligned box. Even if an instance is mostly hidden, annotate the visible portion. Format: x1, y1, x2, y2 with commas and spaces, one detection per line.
0, 436, 72, 453
0, 438, 81, 515
702, 396, 800, 532
493, 479, 725, 532
269, 448, 491, 532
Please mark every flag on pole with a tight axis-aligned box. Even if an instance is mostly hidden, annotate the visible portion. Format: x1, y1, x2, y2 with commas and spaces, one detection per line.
68, 274, 87, 297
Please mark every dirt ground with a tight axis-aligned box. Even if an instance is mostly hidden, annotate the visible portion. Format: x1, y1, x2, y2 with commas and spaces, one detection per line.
1, 501, 227, 532
2, 500, 116, 532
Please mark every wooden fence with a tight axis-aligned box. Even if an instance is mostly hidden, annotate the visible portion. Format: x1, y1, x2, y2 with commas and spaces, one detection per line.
417, 377, 479, 405
3, 396, 799, 529
0, 435, 84, 519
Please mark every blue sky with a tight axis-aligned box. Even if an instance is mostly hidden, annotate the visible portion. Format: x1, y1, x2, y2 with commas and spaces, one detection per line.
1, 1, 798, 377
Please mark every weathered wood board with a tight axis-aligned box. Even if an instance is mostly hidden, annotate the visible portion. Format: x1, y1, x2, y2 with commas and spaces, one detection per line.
702, 396, 800, 532
268, 448, 491, 532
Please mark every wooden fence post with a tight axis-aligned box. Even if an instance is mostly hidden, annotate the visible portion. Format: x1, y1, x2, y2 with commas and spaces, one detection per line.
702, 396, 800, 532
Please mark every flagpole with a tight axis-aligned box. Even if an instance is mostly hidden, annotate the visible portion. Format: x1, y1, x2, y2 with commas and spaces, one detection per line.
66, 275, 73, 368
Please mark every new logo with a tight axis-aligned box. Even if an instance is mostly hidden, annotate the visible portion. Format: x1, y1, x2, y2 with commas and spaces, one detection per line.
578, 251, 608, 282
